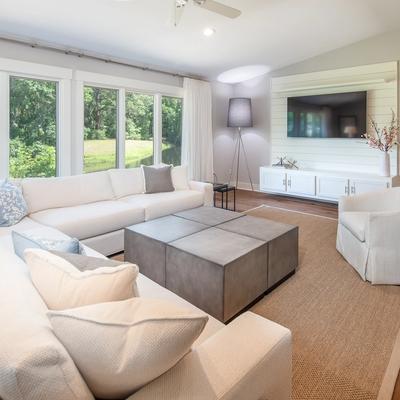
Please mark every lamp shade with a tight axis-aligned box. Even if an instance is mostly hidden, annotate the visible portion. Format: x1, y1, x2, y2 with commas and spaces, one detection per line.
227, 97, 253, 128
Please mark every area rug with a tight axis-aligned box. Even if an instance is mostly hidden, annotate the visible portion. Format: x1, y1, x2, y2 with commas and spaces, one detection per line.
247, 205, 400, 400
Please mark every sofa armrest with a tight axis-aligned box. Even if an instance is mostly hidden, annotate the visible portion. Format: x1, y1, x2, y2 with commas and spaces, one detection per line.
128, 312, 292, 400
189, 180, 214, 206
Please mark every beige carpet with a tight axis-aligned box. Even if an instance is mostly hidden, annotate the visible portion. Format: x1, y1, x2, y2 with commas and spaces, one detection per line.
247, 206, 400, 400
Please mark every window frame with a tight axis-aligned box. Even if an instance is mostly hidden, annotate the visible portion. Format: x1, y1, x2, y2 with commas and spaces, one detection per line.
0, 59, 184, 179
73, 71, 183, 174
0, 58, 72, 179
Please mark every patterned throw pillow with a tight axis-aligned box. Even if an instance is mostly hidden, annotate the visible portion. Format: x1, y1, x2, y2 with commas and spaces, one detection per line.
12, 230, 84, 260
0, 180, 28, 227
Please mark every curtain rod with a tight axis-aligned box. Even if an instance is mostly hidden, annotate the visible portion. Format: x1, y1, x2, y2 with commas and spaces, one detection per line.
0, 35, 205, 81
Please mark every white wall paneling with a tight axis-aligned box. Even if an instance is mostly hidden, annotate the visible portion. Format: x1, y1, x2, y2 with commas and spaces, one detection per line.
270, 62, 399, 176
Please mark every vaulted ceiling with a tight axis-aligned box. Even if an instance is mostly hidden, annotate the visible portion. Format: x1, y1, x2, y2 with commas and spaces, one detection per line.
0, 0, 399, 80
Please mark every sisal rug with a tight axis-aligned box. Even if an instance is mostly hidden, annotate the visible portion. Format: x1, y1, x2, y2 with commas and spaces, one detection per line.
247, 205, 400, 400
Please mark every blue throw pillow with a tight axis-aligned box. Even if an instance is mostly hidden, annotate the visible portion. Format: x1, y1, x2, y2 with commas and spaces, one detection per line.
0, 180, 28, 227
12, 231, 84, 260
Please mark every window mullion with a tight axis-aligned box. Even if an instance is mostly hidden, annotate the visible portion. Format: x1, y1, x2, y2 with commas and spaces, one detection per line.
57, 79, 72, 176
153, 93, 162, 164
117, 89, 126, 169
0, 72, 9, 179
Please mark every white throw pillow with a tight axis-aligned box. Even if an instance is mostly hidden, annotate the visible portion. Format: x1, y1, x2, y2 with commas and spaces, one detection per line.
171, 165, 190, 190
24, 249, 139, 310
48, 298, 208, 399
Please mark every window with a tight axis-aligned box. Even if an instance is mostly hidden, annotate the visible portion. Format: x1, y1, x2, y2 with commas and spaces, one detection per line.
9, 76, 57, 178
125, 92, 154, 167
162, 96, 183, 165
84, 86, 118, 173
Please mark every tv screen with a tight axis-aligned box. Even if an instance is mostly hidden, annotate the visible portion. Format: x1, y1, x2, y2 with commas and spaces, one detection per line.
287, 91, 367, 138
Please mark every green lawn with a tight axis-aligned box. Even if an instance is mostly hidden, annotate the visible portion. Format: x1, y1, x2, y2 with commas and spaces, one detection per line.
84, 139, 180, 173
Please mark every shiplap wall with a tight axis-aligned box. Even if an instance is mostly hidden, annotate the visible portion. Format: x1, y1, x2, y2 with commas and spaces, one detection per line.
270, 62, 399, 175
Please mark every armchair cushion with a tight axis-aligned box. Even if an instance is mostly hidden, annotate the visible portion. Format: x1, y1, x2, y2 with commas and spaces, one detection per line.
339, 212, 369, 242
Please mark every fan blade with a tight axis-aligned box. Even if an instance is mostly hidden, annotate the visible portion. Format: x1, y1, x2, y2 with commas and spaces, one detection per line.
195, 0, 241, 19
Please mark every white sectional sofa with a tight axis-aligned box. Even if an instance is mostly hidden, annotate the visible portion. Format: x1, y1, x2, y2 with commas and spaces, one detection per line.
20, 167, 213, 255
0, 168, 292, 400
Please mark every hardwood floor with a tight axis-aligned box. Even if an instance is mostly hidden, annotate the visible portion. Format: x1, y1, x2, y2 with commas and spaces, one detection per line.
218, 189, 338, 219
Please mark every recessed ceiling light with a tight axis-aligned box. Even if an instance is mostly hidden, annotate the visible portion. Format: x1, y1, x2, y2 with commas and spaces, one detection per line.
217, 65, 270, 84
203, 27, 216, 37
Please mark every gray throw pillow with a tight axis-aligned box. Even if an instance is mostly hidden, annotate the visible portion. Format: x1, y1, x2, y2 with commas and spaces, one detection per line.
50, 251, 124, 272
142, 165, 175, 194
12, 231, 84, 261
0, 180, 28, 227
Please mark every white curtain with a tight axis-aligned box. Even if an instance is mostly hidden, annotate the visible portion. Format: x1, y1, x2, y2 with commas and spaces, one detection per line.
181, 78, 213, 182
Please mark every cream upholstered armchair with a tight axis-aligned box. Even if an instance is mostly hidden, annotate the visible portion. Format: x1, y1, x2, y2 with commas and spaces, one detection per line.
336, 187, 400, 285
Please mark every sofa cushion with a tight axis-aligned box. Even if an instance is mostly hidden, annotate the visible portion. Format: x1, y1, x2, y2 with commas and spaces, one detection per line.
0, 216, 44, 238
48, 298, 208, 399
25, 249, 139, 310
136, 274, 224, 347
120, 190, 204, 221
0, 250, 94, 400
108, 168, 144, 199
22, 171, 114, 213
171, 166, 189, 190
30, 200, 145, 240
340, 212, 369, 242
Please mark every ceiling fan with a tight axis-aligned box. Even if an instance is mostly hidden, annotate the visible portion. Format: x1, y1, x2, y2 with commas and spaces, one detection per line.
174, 0, 242, 27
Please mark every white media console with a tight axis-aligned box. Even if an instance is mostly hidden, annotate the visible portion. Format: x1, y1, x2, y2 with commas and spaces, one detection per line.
259, 166, 400, 203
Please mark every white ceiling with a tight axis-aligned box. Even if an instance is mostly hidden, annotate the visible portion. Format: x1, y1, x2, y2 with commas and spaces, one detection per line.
0, 0, 399, 81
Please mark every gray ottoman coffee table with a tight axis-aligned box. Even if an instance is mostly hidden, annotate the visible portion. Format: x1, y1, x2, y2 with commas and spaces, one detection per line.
124, 215, 208, 286
125, 206, 298, 322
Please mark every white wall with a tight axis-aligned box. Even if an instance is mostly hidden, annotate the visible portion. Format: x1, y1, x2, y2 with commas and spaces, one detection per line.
212, 75, 270, 188
0, 39, 183, 87
212, 29, 400, 189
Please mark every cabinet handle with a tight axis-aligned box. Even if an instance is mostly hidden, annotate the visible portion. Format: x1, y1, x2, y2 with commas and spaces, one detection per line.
283, 179, 286, 186
345, 186, 349, 195
351, 186, 355, 195
288, 179, 291, 188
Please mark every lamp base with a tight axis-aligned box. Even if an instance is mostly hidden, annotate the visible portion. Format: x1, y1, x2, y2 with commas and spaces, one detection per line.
228, 127, 254, 191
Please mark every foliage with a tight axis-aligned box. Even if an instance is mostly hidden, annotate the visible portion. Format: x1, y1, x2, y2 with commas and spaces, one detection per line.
363, 111, 399, 153
10, 138, 56, 178
9, 78, 183, 178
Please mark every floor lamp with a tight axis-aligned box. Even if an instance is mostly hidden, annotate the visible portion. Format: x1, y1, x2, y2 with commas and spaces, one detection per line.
227, 97, 254, 191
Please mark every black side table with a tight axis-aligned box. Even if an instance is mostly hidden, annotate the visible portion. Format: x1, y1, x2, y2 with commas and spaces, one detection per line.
213, 184, 236, 211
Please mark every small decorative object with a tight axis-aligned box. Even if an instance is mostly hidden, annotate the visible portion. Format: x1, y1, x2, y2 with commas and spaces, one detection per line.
272, 156, 299, 170
363, 111, 399, 177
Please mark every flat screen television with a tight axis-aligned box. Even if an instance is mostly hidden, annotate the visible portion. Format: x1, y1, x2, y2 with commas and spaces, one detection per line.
287, 91, 367, 138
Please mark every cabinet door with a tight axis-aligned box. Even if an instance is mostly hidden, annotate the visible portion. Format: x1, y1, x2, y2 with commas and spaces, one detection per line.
317, 176, 349, 200
287, 173, 316, 196
350, 179, 389, 196
260, 169, 287, 193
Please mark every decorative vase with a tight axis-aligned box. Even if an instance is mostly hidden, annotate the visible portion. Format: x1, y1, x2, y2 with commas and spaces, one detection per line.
380, 152, 390, 177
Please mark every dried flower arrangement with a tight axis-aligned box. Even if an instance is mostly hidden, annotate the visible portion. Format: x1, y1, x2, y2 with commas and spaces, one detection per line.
363, 111, 399, 153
